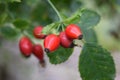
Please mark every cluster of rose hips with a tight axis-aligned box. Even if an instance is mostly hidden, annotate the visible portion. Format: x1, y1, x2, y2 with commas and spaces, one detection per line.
19, 24, 83, 67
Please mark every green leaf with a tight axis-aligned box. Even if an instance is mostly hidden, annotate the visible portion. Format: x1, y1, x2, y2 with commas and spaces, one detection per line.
82, 28, 98, 43
0, 26, 18, 39
47, 46, 73, 64
64, 9, 81, 24
79, 9, 100, 29
42, 22, 59, 35
79, 43, 116, 80
13, 19, 29, 30
77, 9, 100, 43
64, 15, 80, 24
0, 13, 8, 24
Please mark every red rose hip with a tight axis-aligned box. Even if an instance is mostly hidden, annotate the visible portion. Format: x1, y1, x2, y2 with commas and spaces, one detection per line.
32, 44, 44, 61
33, 26, 46, 39
19, 36, 33, 57
65, 24, 83, 39
44, 34, 60, 53
59, 31, 74, 48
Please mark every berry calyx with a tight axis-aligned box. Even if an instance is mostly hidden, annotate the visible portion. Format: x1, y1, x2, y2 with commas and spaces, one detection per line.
59, 31, 74, 48
44, 34, 60, 53
65, 24, 83, 39
33, 26, 46, 39
32, 44, 44, 61
19, 36, 33, 57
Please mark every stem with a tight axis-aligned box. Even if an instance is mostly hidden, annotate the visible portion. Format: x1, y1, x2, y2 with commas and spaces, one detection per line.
47, 0, 62, 21
22, 31, 35, 44
61, 23, 65, 31
56, 24, 61, 31
61, 24, 64, 31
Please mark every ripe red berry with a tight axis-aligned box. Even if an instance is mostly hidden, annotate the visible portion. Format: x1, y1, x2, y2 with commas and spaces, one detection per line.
44, 34, 60, 53
33, 26, 46, 39
32, 44, 44, 61
65, 24, 83, 39
59, 31, 74, 48
19, 36, 33, 57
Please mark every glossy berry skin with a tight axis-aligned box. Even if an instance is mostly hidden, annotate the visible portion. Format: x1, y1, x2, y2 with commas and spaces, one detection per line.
65, 24, 83, 39
32, 44, 44, 61
19, 36, 33, 57
33, 26, 46, 39
44, 34, 60, 53
59, 31, 74, 48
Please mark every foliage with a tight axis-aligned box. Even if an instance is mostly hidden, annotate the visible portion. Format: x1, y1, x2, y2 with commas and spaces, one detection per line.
79, 43, 115, 80
47, 46, 73, 64
0, 0, 116, 80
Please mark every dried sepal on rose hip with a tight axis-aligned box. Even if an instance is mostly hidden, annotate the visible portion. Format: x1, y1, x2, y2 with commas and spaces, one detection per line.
33, 26, 46, 39
59, 31, 75, 48
44, 34, 60, 53
65, 24, 83, 40
19, 36, 33, 57
32, 44, 46, 67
